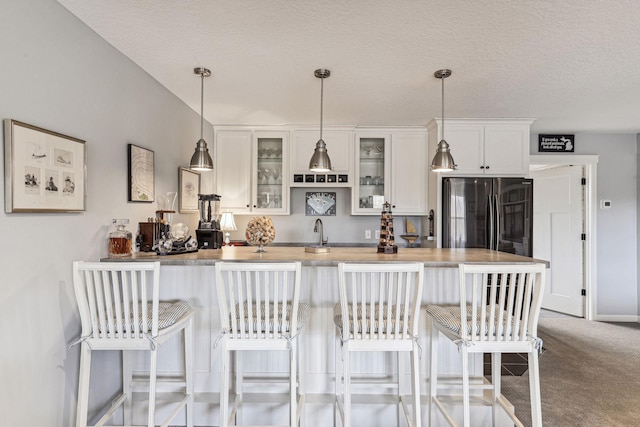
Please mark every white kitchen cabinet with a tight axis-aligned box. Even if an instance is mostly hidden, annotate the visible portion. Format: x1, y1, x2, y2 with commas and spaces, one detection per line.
389, 131, 428, 214
290, 127, 354, 187
427, 119, 534, 175
215, 128, 290, 215
352, 129, 428, 215
215, 129, 252, 213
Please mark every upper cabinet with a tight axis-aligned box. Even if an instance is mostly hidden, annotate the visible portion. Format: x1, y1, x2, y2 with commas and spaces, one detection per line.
215, 127, 290, 215
352, 129, 428, 215
427, 119, 534, 176
290, 127, 354, 186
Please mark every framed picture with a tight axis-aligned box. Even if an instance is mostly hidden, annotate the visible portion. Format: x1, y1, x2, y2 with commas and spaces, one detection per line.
4, 119, 86, 213
127, 143, 154, 202
305, 191, 336, 216
179, 167, 200, 213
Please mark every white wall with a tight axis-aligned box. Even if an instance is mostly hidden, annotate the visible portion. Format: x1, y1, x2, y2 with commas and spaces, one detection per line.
531, 133, 638, 318
0, 1, 210, 424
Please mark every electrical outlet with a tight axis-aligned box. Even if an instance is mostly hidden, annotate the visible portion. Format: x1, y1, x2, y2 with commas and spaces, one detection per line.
375, 230, 380, 239
365, 229, 372, 239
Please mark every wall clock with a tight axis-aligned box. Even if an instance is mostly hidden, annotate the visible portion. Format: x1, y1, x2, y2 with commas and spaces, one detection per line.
305, 192, 336, 216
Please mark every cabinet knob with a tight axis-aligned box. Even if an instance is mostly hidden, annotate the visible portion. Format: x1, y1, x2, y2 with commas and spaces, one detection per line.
485, 166, 490, 170
392, 205, 396, 209
252, 205, 256, 208
480, 166, 485, 169
247, 204, 251, 208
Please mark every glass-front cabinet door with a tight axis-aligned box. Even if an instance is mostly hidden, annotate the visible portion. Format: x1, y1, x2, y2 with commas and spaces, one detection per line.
353, 134, 390, 214
253, 131, 289, 214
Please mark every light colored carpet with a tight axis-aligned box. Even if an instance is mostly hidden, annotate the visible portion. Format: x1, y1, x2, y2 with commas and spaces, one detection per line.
501, 317, 640, 426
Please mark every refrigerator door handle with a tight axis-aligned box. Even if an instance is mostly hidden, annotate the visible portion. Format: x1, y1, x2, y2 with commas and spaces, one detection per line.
494, 194, 500, 252
488, 194, 495, 250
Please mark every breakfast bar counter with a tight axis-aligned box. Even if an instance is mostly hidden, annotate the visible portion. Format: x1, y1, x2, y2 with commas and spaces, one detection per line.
103, 247, 546, 426
106, 245, 547, 266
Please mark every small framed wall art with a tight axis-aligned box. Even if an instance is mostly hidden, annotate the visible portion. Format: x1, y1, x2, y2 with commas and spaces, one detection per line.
4, 119, 86, 213
179, 167, 200, 213
305, 191, 336, 216
127, 143, 154, 202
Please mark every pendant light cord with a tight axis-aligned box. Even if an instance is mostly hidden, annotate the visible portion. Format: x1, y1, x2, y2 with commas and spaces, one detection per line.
441, 75, 445, 140
200, 73, 204, 141
319, 76, 324, 141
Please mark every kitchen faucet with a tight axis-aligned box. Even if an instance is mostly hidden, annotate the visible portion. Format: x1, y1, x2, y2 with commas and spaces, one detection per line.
314, 218, 328, 246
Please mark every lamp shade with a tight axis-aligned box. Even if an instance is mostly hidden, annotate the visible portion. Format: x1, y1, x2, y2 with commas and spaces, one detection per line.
430, 139, 457, 172
220, 211, 237, 232
309, 139, 332, 172
190, 138, 214, 171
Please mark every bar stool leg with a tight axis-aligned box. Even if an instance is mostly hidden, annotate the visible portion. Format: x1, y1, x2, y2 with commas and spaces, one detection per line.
220, 341, 230, 427
122, 350, 134, 426
529, 349, 543, 427
491, 352, 501, 426
343, 344, 351, 427
147, 348, 159, 427
185, 318, 194, 427
429, 322, 439, 427
461, 345, 470, 427
290, 342, 297, 427
411, 344, 421, 427
76, 342, 91, 427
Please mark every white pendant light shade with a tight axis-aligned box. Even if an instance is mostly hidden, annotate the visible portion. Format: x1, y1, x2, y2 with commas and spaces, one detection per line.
309, 69, 332, 172
430, 69, 457, 172
190, 67, 214, 171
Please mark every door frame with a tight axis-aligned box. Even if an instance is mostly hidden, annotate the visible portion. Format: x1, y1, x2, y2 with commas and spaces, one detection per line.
530, 155, 598, 320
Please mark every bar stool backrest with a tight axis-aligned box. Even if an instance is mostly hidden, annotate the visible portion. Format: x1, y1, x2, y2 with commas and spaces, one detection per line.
73, 261, 161, 341
458, 263, 546, 343
337, 263, 424, 342
215, 262, 303, 340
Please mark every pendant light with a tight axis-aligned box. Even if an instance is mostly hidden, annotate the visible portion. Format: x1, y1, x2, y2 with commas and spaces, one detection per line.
430, 69, 457, 172
309, 68, 332, 172
189, 67, 214, 171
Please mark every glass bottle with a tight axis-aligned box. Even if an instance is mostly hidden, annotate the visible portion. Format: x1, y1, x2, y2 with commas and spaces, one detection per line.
108, 219, 132, 258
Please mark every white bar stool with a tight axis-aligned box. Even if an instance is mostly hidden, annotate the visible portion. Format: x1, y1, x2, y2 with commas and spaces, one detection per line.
215, 261, 309, 427
71, 261, 194, 427
425, 263, 546, 427
334, 262, 424, 427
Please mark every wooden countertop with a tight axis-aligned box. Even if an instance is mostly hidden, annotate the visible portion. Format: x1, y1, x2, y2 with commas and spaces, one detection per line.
104, 246, 548, 267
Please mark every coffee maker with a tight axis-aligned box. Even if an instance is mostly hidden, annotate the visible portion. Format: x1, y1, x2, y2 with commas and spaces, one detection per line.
196, 194, 223, 249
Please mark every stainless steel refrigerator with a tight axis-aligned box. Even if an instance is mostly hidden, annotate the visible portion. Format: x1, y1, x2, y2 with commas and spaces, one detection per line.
442, 177, 533, 256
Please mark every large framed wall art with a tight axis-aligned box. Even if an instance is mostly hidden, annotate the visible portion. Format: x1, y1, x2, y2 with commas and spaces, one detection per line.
4, 119, 86, 213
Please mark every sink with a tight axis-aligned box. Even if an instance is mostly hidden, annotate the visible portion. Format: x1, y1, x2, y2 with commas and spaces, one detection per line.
304, 245, 330, 254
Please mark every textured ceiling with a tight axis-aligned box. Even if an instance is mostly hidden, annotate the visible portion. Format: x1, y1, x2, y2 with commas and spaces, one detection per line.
57, 0, 640, 134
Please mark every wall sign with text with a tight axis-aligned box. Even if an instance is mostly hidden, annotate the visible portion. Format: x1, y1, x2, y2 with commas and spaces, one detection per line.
538, 134, 575, 152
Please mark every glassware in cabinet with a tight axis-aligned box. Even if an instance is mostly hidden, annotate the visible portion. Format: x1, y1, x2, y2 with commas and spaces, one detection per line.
355, 136, 388, 211
255, 137, 284, 210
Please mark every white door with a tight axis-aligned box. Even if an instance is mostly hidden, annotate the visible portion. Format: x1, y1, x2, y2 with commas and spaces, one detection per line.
531, 165, 584, 317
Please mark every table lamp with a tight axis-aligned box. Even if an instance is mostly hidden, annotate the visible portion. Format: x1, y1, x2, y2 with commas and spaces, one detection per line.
219, 211, 237, 246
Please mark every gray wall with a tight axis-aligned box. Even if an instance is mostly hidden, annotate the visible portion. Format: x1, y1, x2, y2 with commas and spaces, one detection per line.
531, 133, 639, 318
0, 1, 209, 424
1, 0, 639, 425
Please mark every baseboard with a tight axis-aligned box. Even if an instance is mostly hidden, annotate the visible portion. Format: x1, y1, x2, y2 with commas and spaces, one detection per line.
594, 314, 639, 322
